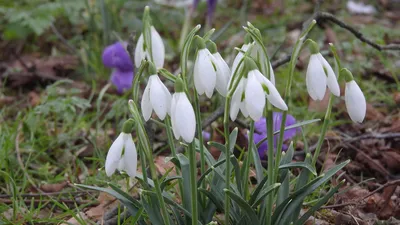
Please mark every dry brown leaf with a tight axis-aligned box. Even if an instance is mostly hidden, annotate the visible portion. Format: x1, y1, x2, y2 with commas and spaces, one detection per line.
40, 181, 68, 193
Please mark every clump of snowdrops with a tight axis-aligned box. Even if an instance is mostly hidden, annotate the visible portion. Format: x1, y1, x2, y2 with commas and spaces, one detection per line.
79, 6, 366, 225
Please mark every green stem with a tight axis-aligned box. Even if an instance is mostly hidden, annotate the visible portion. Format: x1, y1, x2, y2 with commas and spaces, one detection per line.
179, 9, 192, 51
223, 95, 231, 225
193, 92, 206, 205
265, 108, 274, 225
311, 95, 334, 167
128, 102, 170, 225
276, 20, 317, 170
242, 121, 254, 199
188, 143, 198, 225
164, 117, 185, 201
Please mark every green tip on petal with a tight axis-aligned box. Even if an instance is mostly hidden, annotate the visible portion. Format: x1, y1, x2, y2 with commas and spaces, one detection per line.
174, 76, 184, 92
340, 68, 354, 82
122, 119, 135, 133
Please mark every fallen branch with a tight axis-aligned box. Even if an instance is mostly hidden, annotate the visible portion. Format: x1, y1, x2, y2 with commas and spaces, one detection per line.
315, 12, 400, 51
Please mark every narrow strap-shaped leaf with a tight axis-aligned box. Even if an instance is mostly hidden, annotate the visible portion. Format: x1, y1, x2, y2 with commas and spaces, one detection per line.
141, 194, 165, 225
161, 176, 182, 191
275, 160, 350, 225
251, 144, 264, 183
230, 156, 243, 195
225, 189, 260, 225
176, 153, 192, 214
295, 181, 344, 225
229, 128, 238, 153
198, 188, 224, 212
279, 162, 317, 176
249, 173, 269, 206
207, 141, 226, 153
251, 183, 281, 207
276, 174, 290, 207
197, 157, 230, 188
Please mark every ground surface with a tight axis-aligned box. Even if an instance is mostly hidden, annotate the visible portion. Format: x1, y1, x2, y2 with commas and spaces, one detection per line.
0, 0, 399, 224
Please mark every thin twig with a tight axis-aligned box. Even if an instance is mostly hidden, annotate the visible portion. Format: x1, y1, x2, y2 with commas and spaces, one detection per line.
315, 12, 400, 51
322, 179, 400, 209
15, 123, 43, 194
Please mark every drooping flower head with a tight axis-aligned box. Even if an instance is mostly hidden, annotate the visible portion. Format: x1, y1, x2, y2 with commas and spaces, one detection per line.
102, 42, 134, 93
341, 68, 366, 123
250, 113, 298, 160
306, 41, 340, 100
170, 76, 196, 143
141, 62, 172, 121
194, 38, 230, 98
229, 57, 287, 122
105, 119, 138, 177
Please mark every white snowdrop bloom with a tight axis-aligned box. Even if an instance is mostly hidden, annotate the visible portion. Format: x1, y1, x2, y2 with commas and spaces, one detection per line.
105, 132, 137, 177
244, 71, 265, 121
231, 43, 250, 76
212, 52, 231, 97
194, 48, 217, 98
306, 53, 340, 101
230, 78, 246, 121
253, 70, 288, 111
345, 80, 366, 123
141, 74, 172, 121
171, 92, 196, 143
134, 26, 165, 69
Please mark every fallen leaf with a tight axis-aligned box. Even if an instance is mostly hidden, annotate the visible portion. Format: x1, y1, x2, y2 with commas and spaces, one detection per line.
40, 181, 68, 193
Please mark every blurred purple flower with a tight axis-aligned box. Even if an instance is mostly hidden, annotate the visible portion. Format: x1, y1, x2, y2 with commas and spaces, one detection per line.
251, 112, 298, 160
202, 131, 211, 142
191, 0, 218, 27
102, 42, 134, 93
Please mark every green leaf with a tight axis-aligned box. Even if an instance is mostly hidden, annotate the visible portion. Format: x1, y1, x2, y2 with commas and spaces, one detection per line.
176, 154, 192, 213
279, 162, 317, 176
161, 176, 182, 191
197, 157, 229, 188
229, 127, 238, 153
274, 160, 350, 224
76, 184, 143, 223
276, 174, 290, 207
251, 144, 264, 183
291, 154, 313, 221
207, 141, 226, 153
249, 173, 269, 206
295, 181, 344, 225
225, 189, 260, 225
251, 183, 281, 207
141, 193, 165, 225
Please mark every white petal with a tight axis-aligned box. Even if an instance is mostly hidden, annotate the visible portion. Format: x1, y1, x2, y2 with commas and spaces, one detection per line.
195, 49, 216, 98
175, 93, 196, 142
121, 134, 138, 177
245, 71, 265, 121
171, 94, 181, 140
193, 51, 205, 95
231, 44, 249, 76
149, 75, 171, 120
150, 26, 165, 69
134, 34, 144, 68
213, 52, 231, 97
253, 70, 288, 110
318, 53, 340, 96
141, 78, 153, 121
240, 101, 249, 118
345, 81, 366, 123
306, 54, 327, 101
105, 133, 124, 176
230, 79, 244, 121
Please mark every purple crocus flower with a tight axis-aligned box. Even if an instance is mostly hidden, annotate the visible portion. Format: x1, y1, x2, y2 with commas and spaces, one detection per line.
251, 112, 298, 160
102, 42, 134, 93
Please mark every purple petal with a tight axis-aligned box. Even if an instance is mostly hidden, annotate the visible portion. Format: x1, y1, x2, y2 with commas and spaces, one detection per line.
206, 0, 218, 27
102, 42, 133, 72
248, 112, 298, 160
202, 131, 211, 142
110, 69, 134, 93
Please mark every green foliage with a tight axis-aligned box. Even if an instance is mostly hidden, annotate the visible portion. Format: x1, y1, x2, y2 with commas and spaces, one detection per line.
0, 0, 85, 39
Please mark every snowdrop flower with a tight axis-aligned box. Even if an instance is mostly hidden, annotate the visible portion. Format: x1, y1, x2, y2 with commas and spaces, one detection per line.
231, 42, 250, 76
230, 58, 287, 121
210, 42, 231, 96
171, 77, 196, 143
306, 48, 340, 101
105, 120, 137, 177
342, 69, 366, 123
135, 26, 165, 69
193, 47, 217, 98
141, 63, 172, 121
